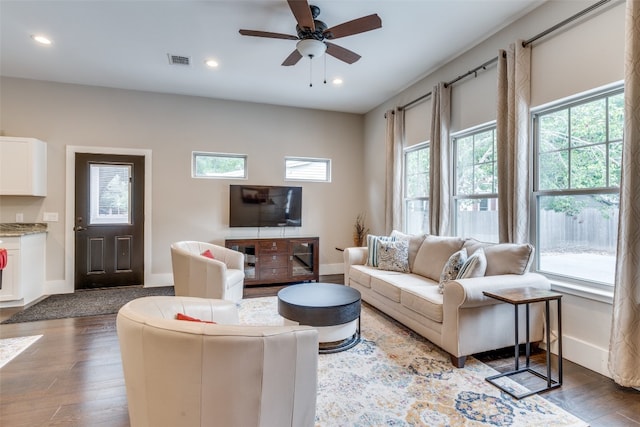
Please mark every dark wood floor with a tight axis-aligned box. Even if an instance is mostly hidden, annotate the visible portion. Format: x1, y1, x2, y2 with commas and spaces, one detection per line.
1, 276, 639, 426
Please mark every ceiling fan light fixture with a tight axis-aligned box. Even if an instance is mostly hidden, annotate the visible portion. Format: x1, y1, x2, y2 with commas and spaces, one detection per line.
296, 39, 326, 58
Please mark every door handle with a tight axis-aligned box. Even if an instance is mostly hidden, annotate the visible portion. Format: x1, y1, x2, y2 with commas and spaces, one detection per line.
74, 225, 86, 232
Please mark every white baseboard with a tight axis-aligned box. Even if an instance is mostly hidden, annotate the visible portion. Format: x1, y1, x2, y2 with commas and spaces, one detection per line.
548, 332, 611, 378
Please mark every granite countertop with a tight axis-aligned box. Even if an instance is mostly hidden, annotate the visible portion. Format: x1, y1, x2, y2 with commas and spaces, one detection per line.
0, 223, 48, 236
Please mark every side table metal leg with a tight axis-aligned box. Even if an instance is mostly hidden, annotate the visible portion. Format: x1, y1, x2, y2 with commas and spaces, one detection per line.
545, 300, 551, 388
514, 304, 519, 370
525, 302, 530, 368
557, 298, 563, 385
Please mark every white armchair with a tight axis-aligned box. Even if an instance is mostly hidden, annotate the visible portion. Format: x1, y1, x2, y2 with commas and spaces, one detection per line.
170, 241, 245, 302
117, 296, 319, 427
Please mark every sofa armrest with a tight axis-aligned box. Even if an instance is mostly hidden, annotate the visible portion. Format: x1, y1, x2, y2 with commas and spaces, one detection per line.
343, 247, 368, 281
443, 273, 551, 309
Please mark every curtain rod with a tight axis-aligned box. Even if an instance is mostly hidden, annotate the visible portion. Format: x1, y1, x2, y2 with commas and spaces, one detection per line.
397, 0, 612, 112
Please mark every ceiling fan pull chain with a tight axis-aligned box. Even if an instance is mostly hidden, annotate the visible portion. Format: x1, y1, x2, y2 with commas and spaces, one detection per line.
309, 56, 313, 87
324, 54, 327, 84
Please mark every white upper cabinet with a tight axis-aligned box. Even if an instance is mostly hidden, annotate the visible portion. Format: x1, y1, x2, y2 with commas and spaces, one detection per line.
0, 137, 47, 196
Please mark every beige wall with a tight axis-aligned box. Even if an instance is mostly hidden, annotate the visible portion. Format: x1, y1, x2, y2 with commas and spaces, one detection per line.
363, 0, 625, 378
0, 77, 365, 288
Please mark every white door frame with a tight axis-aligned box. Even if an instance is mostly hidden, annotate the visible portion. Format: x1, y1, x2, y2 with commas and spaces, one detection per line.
64, 146, 153, 293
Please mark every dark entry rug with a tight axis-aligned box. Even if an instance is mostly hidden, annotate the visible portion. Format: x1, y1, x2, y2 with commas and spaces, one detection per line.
1, 286, 175, 324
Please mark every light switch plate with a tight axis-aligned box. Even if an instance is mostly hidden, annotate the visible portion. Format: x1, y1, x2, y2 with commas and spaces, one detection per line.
43, 212, 59, 222
16, 213, 24, 222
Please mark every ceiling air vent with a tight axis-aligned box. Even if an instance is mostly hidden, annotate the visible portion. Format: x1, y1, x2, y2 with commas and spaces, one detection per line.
167, 54, 191, 66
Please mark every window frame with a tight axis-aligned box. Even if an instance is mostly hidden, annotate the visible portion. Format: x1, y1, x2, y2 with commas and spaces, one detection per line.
530, 85, 623, 291
451, 123, 499, 242
192, 151, 248, 179
284, 156, 331, 182
403, 142, 430, 235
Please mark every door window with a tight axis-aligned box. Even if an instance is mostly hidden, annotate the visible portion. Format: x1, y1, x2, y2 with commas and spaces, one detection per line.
89, 163, 132, 225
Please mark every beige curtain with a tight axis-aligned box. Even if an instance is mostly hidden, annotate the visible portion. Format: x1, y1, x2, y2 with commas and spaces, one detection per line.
429, 82, 451, 236
384, 108, 404, 234
608, 0, 640, 388
496, 41, 531, 244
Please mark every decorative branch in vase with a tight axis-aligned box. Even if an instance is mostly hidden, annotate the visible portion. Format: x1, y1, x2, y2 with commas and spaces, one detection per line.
353, 213, 369, 247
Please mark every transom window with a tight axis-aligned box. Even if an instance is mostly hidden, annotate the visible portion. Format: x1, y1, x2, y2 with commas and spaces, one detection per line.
192, 152, 247, 179
285, 157, 331, 182
453, 126, 498, 242
532, 87, 623, 287
404, 143, 429, 235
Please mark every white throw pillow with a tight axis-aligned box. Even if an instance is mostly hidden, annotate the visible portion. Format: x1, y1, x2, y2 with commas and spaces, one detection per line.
457, 248, 487, 279
377, 239, 410, 273
438, 248, 468, 294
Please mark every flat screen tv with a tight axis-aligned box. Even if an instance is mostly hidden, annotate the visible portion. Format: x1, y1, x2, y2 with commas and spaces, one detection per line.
229, 185, 302, 227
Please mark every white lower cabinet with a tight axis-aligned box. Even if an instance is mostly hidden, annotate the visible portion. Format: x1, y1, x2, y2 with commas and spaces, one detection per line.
0, 233, 46, 307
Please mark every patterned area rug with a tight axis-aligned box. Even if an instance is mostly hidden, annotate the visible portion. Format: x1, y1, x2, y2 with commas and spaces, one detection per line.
0, 335, 42, 368
238, 297, 587, 427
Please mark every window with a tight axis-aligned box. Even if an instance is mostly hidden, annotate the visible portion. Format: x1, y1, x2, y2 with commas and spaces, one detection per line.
532, 87, 623, 287
453, 126, 498, 242
90, 163, 131, 224
192, 152, 247, 179
285, 157, 331, 182
404, 143, 429, 235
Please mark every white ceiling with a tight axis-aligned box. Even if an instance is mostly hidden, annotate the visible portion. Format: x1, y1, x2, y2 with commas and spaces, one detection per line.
0, 0, 544, 114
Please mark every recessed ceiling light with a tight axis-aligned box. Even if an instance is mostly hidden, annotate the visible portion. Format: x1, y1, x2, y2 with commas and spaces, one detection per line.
31, 35, 52, 45
332, 78, 343, 85
205, 59, 219, 68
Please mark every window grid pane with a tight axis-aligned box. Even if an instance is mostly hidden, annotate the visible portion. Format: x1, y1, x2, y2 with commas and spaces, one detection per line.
534, 87, 623, 286
404, 143, 429, 234
453, 127, 498, 242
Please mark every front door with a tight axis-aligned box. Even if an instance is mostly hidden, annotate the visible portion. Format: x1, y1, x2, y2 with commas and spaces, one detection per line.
74, 153, 144, 289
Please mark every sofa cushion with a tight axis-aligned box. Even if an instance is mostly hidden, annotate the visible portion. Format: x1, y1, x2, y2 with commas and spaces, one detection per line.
390, 230, 426, 271
401, 284, 444, 323
371, 276, 402, 302
348, 265, 374, 288
366, 234, 397, 267
438, 248, 467, 293
484, 243, 535, 276
412, 235, 466, 281
377, 239, 410, 273
457, 248, 487, 279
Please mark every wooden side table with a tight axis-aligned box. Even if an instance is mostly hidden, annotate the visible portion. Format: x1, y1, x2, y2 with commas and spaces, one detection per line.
483, 287, 563, 399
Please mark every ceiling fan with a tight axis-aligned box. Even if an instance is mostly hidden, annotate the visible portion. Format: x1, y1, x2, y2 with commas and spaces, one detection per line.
239, 0, 382, 66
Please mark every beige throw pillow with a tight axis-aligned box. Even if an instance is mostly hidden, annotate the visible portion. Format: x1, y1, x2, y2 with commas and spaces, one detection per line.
412, 235, 465, 281
484, 243, 535, 276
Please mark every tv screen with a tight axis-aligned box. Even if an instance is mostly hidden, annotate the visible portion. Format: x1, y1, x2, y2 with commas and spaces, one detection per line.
229, 185, 302, 227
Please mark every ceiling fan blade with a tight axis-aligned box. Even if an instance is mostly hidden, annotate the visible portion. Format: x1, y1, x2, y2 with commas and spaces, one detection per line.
325, 42, 361, 64
239, 29, 298, 40
287, 0, 315, 31
282, 49, 303, 66
323, 14, 382, 40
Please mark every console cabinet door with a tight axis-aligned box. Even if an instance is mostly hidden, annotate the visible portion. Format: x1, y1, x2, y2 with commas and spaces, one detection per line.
225, 237, 319, 286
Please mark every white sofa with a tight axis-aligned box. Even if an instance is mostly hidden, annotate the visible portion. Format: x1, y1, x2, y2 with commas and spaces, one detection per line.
117, 296, 318, 427
171, 241, 245, 302
344, 232, 551, 368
